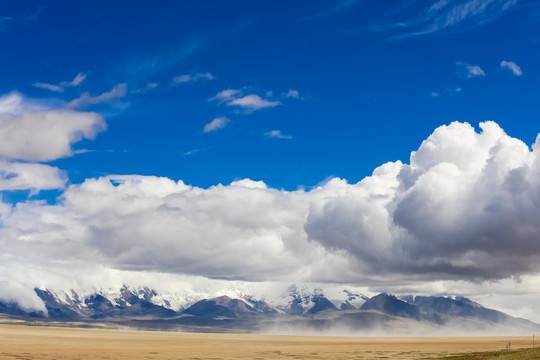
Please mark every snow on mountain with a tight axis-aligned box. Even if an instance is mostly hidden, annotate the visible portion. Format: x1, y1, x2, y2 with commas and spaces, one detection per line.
265, 284, 369, 314
26, 283, 370, 318
2, 285, 540, 335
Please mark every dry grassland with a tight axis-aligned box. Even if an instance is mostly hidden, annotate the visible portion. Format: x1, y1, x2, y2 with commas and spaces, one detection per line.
0, 323, 536, 359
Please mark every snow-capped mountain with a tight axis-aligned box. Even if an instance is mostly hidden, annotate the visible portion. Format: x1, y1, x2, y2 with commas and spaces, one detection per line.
1, 285, 538, 334
265, 284, 369, 314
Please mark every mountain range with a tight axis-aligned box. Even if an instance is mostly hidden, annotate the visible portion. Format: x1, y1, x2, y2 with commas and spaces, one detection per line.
1, 285, 537, 335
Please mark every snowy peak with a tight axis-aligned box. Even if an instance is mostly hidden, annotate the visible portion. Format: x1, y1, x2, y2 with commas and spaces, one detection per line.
340, 289, 369, 310
275, 285, 366, 315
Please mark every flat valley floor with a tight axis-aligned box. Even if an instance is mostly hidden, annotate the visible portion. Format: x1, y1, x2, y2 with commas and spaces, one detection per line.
0, 323, 535, 359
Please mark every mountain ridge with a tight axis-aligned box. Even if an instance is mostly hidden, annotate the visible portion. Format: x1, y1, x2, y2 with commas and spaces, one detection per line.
1, 285, 537, 334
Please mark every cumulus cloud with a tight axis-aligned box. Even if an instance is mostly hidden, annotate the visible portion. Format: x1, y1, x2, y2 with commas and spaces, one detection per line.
3, 120, 540, 295
67, 83, 127, 108
308, 121, 540, 281
500, 60, 523, 76
211, 89, 281, 113
33, 72, 87, 93
203, 117, 229, 132
0, 100, 106, 162
372, 0, 518, 38
456, 61, 486, 78
173, 72, 214, 84
0, 176, 327, 281
266, 130, 293, 139
0, 160, 66, 191
0, 91, 105, 193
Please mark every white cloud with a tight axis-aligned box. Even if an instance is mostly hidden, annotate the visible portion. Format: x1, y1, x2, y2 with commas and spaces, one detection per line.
211, 89, 242, 103
456, 61, 486, 78
467, 65, 486, 77
67, 83, 127, 108
228, 94, 281, 112
0, 92, 27, 115
500, 60, 523, 76
33, 72, 87, 93
0, 280, 47, 313
285, 89, 300, 98
283, 89, 306, 100
211, 89, 282, 113
203, 117, 229, 133
32, 83, 63, 92
0, 105, 105, 162
0, 160, 66, 191
266, 130, 293, 139
63, 72, 86, 87
173, 72, 214, 84
0, 92, 104, 193
0, 176, 327, 281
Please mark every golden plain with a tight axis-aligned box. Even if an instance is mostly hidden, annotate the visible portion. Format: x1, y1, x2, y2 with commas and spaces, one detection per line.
1, 324, 538, 359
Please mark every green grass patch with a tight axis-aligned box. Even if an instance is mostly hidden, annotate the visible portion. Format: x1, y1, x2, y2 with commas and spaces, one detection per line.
438, 347, 540, 359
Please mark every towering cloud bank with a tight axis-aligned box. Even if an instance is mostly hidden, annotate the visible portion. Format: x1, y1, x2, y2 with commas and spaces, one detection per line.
308, 121, 540, 280
1, 121, 540, 291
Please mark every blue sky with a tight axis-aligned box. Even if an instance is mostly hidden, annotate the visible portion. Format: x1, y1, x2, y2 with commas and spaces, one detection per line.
3, 1, 540, 322
2, 0, 538, 192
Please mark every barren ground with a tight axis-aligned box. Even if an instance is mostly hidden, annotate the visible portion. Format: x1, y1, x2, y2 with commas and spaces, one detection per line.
0, 323, 535, 359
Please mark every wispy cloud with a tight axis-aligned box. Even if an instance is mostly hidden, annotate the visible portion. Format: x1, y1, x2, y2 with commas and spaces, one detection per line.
127, 38, 203, 81
266, 130, 293, 140
0, 6, 46, 32
500, 60, 523, 76
131, 82, 158, 94
33, 73, 87, 93
456, 61, 486, 78
23, 6, 47, 22
430, 87, 462, 98
372, 0, 518, 38
211, 89, 281, 114
173, 72, 214, 84
303, 0, 361, 21
183, 149, 200, 157
203, 117, 229, 133
67, 83, 127, 108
